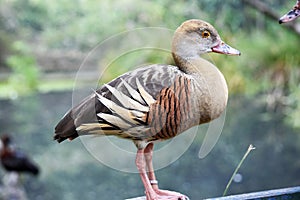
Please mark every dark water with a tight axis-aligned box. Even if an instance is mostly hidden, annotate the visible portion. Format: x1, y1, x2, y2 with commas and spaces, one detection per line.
0, 91, 299, 200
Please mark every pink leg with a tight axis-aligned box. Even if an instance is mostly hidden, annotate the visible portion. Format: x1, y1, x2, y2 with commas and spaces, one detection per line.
136, 148, 157, 199
144, 143, 158, 189
136, 143, 189, 200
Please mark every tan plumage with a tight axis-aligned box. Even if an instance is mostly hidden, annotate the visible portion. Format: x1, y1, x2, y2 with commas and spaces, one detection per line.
54, 19, 240, 200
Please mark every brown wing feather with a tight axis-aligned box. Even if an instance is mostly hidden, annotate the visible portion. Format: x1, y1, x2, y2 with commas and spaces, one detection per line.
53, 64, 192, 143
54, 94, 99, 142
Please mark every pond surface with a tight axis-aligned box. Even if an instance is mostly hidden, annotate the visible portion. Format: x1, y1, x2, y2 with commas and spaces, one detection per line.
0, 90, 299, 200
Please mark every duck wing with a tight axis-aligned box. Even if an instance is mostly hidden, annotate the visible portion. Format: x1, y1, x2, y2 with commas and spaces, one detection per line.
54, 64, 197, 144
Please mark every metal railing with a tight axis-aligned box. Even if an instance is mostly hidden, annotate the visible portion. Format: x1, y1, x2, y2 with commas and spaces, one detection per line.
127, 186, 300, 200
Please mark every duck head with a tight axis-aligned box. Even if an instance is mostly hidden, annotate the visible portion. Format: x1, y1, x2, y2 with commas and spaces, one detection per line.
1, 135, 12, 148
172, 19, 240, 61
279, 1, 300, 24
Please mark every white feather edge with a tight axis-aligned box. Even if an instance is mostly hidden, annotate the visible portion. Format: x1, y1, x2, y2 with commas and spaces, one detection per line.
76, 123, 122, 135
104, 83, 149, 112
95, 91, 141, 125
135, 78, 156, 105
120, 78, 146, 105
76, 122, 151, 138
76, 79, 157, 137
97, 113, 132, 129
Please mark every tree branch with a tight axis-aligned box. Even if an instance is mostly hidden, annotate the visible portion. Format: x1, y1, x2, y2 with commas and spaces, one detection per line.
242, 0, 300, 35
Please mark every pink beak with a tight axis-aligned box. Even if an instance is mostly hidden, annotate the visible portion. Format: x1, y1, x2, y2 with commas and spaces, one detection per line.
211, 41, 241, 56
279, 1, 300, 24
279, 10, 300, 24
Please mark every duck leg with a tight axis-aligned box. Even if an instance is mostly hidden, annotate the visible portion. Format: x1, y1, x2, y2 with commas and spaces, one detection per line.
144, 143, 159, 191
136, 147, 157, 199
136, 143, 189, 200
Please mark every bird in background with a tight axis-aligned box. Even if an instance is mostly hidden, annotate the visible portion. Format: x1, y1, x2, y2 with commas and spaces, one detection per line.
0, 134, 39, 176
279, 0, 300, 23
54, 19, 240, 200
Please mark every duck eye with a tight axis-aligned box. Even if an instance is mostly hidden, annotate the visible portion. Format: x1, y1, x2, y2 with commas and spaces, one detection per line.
202, 30, 210, 38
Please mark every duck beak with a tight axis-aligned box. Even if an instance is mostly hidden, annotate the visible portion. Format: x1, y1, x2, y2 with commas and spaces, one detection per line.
279, 9, 300, 24
211, 41, 241, 56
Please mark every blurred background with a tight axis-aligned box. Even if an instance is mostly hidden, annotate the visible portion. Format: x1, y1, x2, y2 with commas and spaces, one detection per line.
0, 0, 300, 199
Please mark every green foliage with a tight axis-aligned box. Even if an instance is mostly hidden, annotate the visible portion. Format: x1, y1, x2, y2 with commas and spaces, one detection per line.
1, 0, 300, 127
219, 30, 299, 94
6, 41, 40, 97
0, 0, 202, 50
0, 31, 12, 67
285, 86, 300, 129
12, 0, 47, 31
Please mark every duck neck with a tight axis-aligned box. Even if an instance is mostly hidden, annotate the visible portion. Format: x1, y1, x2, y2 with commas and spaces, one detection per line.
172, 52, 228, 122
172, 52, 201, 74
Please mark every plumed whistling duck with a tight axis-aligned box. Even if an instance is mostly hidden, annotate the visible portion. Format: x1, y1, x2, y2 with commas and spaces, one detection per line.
0, 135, 39, 176
54, 19, 240, 200
279, 0, 300, 23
